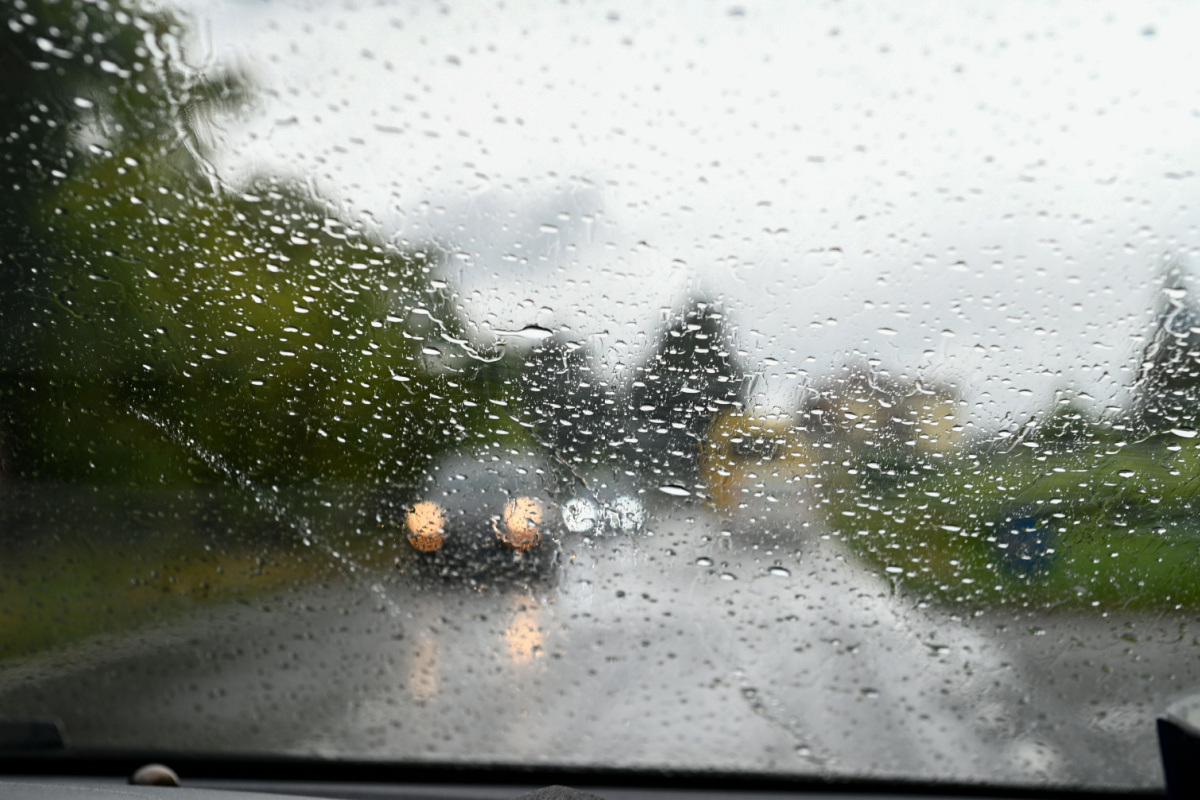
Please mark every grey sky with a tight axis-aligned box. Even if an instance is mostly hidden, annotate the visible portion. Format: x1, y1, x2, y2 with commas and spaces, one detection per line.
189, 0, 1200, 430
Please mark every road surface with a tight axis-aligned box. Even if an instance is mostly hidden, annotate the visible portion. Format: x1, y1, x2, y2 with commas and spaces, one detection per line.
1, 505, 1195, 789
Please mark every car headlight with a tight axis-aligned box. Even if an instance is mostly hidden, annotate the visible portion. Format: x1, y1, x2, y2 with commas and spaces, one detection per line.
404, 500, 447, 552
609, 495, 645, 532
494, 496, 544, 550
560, 496, 599, 533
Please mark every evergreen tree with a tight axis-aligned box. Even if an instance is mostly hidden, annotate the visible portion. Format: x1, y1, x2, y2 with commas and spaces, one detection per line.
520, 335, 612, 467
1131, 260, 1200, 434
621, 299, 745, 484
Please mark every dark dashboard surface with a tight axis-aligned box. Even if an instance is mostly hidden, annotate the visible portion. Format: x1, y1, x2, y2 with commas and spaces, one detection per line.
0, 754, 1165, 800
0, 781, 1158, 800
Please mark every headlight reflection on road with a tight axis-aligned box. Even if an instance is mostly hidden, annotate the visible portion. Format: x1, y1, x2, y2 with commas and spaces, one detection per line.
504, 599, 545, 665
494, 496, 544, 550
404, 500, 447, 552
407, 632, 441, 701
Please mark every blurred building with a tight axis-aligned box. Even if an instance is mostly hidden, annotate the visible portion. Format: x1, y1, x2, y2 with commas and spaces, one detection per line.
798, 366, 964, 463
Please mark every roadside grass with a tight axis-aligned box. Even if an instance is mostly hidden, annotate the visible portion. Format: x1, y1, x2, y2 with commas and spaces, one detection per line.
823, 436, 1200, 611
0, 484, 402, 661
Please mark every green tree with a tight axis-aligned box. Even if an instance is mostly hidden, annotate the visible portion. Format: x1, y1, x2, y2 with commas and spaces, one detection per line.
0, 0, 484, 489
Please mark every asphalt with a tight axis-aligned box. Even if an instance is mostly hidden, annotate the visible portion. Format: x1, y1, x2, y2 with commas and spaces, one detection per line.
1, 505, 1196, 790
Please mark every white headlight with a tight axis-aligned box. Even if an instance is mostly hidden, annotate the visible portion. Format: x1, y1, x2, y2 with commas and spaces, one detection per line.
561, 496, 599, 533
609, 495, 645, 532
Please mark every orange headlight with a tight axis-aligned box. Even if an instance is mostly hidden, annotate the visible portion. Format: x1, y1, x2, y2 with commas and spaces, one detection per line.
494, 496, 543, 550
405, 500, 447, 552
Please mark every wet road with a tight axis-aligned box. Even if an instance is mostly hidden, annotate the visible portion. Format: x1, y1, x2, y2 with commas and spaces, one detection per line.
1, 507, 1195, 789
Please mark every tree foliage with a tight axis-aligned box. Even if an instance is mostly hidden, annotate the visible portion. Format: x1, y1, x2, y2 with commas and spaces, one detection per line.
0, 0, 482, 487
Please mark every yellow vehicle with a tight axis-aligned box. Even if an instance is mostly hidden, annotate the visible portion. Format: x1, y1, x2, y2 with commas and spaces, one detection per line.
700, 409, 824, 518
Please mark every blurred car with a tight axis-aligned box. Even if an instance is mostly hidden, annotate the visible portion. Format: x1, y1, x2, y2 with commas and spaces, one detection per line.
381, 452, 649, 590
380, 452, 563, 591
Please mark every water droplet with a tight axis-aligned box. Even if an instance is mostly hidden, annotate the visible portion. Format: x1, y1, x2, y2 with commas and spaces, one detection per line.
877, 327, 898, 336
1171, 428, 1197, 438
768, 566, 790, 578
1118, 470, 1135, 478
719, 572, 737, 581
658, 485, 690, 497
73, 97, 94, 109
494, 325, 554, 341
695, 557, 713, 567
885, 565, 903, 574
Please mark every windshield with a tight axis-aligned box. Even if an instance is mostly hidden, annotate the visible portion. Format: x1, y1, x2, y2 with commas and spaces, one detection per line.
3, 0, 1199, 791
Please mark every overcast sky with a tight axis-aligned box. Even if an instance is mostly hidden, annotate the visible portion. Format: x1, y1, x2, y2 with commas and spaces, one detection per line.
185, 0, 1200, 430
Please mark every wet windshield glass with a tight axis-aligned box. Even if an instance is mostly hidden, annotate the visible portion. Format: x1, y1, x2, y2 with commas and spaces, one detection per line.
2, 0, 1199, 789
